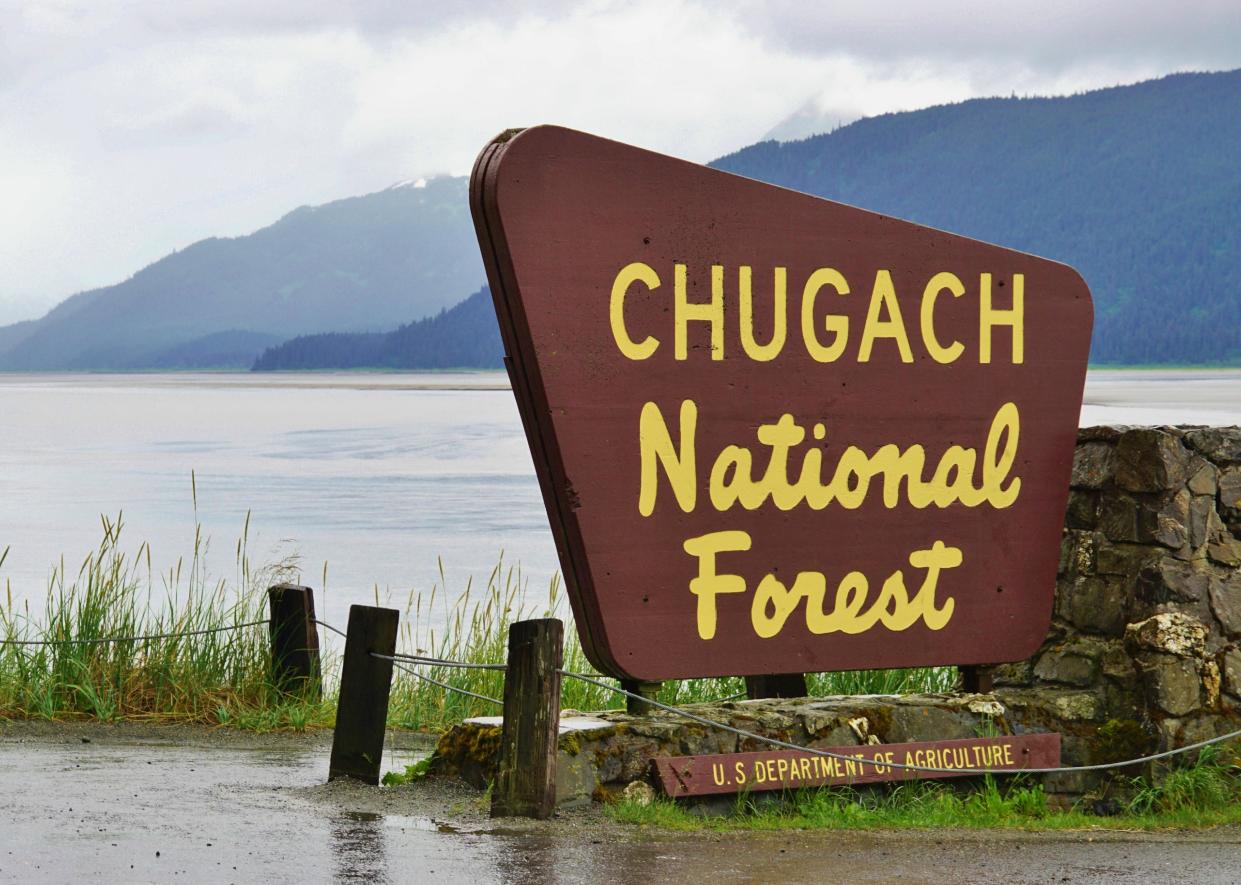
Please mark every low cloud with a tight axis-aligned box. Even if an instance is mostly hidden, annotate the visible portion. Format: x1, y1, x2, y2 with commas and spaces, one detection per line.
1, 0, 1238, 323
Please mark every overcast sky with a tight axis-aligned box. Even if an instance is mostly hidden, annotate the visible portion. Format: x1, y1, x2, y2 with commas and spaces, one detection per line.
2, 1, 1239, 325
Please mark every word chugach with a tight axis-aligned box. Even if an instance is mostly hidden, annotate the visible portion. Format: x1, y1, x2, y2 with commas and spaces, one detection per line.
622, 262, 1027, 645
609, 262, 1025, 364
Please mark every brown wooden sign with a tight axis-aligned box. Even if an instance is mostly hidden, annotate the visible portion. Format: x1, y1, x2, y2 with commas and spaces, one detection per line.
471, 126, 1092, 681
652, 733, 1062, 797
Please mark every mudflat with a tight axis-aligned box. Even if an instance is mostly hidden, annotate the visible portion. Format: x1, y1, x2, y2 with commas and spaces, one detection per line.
1, 721, 1239, 884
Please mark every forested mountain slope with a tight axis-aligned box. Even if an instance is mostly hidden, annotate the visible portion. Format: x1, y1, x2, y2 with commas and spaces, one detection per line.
0, 177, 483, 370
713, 70, 1241, 364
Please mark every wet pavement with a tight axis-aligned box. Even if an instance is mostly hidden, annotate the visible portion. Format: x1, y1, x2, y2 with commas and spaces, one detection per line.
2, 723, 1240, 883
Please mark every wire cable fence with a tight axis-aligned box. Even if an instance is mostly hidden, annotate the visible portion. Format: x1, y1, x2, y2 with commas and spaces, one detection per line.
0, 619, 269, 647
373, 651, 506, 672
311, 618, 348, 640
391, 661, 503, 707
556, 669, 1241, 777
15, 609, 1230, 778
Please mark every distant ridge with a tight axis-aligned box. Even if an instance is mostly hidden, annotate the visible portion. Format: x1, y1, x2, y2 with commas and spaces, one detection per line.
251, 287, 502, 371
713, 70, 1241, 365
4, 70, 1239, 370
0, 176, 484, 370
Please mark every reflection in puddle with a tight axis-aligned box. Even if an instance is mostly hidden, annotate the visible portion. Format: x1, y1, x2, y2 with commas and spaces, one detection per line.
330, 810, 390, 883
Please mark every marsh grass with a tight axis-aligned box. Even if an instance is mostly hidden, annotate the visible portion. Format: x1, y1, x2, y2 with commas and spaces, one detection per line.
0, 510, 325, 727
1, 520, 953, 731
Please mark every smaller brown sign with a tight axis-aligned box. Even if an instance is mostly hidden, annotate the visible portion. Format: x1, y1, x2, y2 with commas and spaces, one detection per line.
652, 733, 1061, 797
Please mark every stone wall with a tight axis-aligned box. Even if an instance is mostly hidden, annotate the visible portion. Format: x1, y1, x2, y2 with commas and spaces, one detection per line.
431, 427, 1241, 807
990, 425, 1241, 794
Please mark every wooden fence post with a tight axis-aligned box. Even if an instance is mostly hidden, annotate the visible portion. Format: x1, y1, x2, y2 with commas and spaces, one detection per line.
491, 618, 563, 819
328, 604, 399, 785
621, 679, 662, 715
268, 584, 322, 699
745, 673, 808, 700
960, 665, 995, 693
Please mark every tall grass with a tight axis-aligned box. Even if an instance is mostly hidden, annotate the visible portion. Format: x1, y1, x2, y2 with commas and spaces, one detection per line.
0, 519, 953, 731
0, 512, 310, 725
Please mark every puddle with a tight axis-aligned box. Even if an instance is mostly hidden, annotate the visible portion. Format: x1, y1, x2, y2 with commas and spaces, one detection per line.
1, 723, 1239, 883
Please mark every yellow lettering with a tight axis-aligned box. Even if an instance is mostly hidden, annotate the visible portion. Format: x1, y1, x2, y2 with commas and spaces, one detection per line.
677, 263, 724, 360
639, 400, 697, 516
757, 414, 807, 510
739, 266, 787, 361
858, 270, 914, 363
906, 540, 961, 631
610, 262, 661, 359
979, 273, 1024, 364
683, 530, 751, 640
920, 271, 965, 363
801, 268, 849, 362
982, 402, 1021, 508
752, 572, 818, 639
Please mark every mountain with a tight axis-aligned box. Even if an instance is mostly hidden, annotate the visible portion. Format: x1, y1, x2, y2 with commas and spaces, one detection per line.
761, 99, 857, 142
5, 70, 1239, 370
252, 287, 502, 371
714, 70, 1241, 365
0, 177, 484, 370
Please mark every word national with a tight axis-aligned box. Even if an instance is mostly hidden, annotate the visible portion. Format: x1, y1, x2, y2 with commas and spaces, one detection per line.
638, 400, 1022, 516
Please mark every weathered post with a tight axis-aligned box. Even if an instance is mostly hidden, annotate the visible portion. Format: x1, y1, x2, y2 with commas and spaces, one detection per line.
328, 604, 399, 785
268, 584, 322, 699
621, 679, 662, 715
745, 673, 808, 700
491, 618, 563, 819
960, 665, 995, 693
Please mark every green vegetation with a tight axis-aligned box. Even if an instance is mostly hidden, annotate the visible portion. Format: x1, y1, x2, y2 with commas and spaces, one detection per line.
382, 757, 433, 786
0, 521, 951, 730
609, 748, 1241, 831
251, 288, 502, 371
0, 513, 326, 727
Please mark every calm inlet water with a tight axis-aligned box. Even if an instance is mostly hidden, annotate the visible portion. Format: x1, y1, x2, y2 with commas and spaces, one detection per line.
1, 369, 1240, 629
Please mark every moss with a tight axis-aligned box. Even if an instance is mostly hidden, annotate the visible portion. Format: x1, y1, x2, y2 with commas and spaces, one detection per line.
1091, 718, 1155, 764
861, 706, 894, 740
592, 782, 628, 804
560, 731, 582, 756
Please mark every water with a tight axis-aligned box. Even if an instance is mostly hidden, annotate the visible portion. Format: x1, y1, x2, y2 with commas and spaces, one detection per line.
0, 372, 556, 630
1, 369, 1239, 629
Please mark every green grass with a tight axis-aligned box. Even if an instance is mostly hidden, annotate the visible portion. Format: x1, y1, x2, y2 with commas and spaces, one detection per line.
0, 511, 328, 726
0, 516, 953, 731
609, 749, 1241, 832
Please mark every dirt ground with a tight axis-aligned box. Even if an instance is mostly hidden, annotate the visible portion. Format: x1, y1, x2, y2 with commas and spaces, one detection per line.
1, 721, 1240, 884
